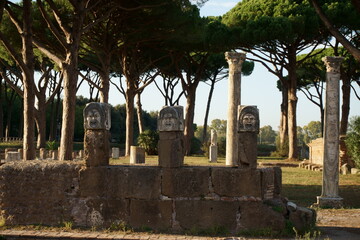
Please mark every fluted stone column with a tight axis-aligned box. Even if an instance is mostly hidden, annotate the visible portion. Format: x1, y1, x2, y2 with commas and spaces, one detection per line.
225, 52, 246, 166
316, 56, 344, 208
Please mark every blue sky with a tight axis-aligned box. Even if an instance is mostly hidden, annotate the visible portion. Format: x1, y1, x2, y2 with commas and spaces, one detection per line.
96, 0, 360, 130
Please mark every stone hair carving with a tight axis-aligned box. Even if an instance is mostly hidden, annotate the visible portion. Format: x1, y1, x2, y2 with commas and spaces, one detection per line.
322, 56, 344, 74
158, 106, 184, 132
225, 52, 246, 74
238, 105, 259, 133
84, 102, 111, 130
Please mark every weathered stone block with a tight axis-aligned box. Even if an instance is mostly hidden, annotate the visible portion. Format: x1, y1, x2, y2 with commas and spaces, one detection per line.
211, 168, 261, 197
130, 146, 145, 164
112, 147, 120, 159
39, 148, 47, 159
162, 168, 209, 197
260, 167, 282, 199
175, 200, 238, 231
209, 145, 217, 163
80, 167, 161, 199
5, 152, 20, 162
238, 201, 285, 232
129, 200, 172, 230
84, 130, 109, 167
83, 198, 129, 227
158, 132, 184, 168
79, 167, 108, 198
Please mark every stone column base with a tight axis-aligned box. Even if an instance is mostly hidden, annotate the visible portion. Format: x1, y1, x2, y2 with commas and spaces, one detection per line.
315, 196, 343, 208
209, 145, 217, 163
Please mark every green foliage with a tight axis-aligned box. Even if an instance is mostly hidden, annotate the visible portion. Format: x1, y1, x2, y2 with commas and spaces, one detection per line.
217, 136, 226, 157
46, 141, 58, 150
108, 221, 132, 232
62, 221, 73, 231
345, 116, 360, 168
137, 130, 159, 155
272, 135, 289, 158
302, 121, 322, 144
258, 144, 276, 157
222, 0, 325, 46
259, 125, 276, 144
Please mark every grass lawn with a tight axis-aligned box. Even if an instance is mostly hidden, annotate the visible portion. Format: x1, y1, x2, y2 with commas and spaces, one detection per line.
111, 156, 360, 209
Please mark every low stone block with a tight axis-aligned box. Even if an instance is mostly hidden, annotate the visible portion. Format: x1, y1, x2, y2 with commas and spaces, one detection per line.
112, 147, 120, 159
259, 167, 282, 198
39, 148, 47, 160
5, 152, 20, 162
238, 201, 285, 232
162, 167, 209, 197
175, 200, 238, 231
209, 145, 217, 163
130, 146, 145, 164
351, 168, 360, 174
211, 168, 261, 197
80, 167, 161, 200
288, 206, 316, 232
129, 200, 172, 231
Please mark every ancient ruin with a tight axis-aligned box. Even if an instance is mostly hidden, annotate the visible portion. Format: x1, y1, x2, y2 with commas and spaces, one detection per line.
225, 51, 246, 166
0, 60, 316, 235
84, 102, 111, 167
238, 105, 259, 169
157, 106, 184, 168
316, 56, 344, 208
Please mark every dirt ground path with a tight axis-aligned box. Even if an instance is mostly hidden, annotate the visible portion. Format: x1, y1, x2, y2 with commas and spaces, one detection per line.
317, 209, 360, 240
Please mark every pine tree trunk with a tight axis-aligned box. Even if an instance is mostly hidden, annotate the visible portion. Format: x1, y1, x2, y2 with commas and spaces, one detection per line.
184, 86, 197, 156
125, 89, 135, 156
287, 50, 298, 161
136, 92, 144, 134
35, 101, 46, 149
22, 0, 36, 160
202, 78, 216, 143
279, 80, 288, 154
340, 74, 351, 135
59, 65, 78, 160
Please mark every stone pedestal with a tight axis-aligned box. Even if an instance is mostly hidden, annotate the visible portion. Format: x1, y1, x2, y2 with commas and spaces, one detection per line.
157, 106, 184, 168
225, 52, 246, 166
238, 106, 259, 169
18, 149, 23, 160
209, 129, 218, 163
316, 56, 344, 208
51, 150, 58, 160
130, 146, 145, 164
79, 150, 84, 159
83, 102, 111, 168
158, 132, 184, 168
209, 145, 218, 163
5, 152, 20, 162
39, 148, 47, 160
112, 147, 120, 159
84, 130, 110, 167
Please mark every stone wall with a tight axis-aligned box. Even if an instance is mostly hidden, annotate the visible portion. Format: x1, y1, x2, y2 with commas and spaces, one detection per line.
0, 161, 289, 233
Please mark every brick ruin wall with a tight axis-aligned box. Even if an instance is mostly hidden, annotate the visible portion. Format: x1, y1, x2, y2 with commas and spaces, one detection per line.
0, 161, 286, 233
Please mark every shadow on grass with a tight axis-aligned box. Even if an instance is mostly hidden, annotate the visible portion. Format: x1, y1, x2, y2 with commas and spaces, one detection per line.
282, 184, 360, 208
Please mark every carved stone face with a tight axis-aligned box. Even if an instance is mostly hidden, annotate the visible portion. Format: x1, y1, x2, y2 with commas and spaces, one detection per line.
242, 113, 256, 130
238, 105, 259, 133
86, 109, 101, 129
158, 106, 184, 132
162, 113, 177, 131
84, 102, 111, 130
